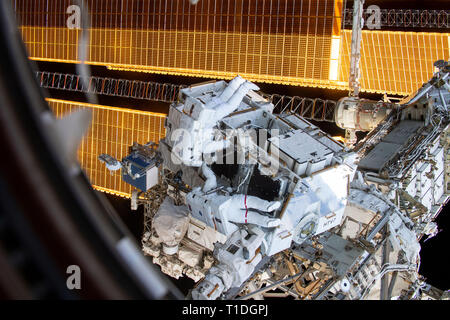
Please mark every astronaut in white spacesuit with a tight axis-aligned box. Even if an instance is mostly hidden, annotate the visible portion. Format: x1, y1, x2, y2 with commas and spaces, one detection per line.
171, 75, 260, 167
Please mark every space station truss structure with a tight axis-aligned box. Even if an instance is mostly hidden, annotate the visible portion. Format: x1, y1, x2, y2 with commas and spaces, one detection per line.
37, 71, 186, 103
38, 70, 338, 123
343, 9, 450, 29
97, 61, 450, 300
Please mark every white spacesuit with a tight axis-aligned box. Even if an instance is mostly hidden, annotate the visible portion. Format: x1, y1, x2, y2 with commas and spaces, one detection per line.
187, 186, 281, 230
170, 75, 260, 167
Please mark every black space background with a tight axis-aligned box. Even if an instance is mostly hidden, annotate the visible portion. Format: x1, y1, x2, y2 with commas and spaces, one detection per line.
31, 0, 450, 293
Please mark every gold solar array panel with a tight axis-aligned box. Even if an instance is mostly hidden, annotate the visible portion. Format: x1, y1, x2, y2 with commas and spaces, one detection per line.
47, 98, 167, 198
14, 1, 449, 95
339, 31, 450, 96
14, 0, 344, 89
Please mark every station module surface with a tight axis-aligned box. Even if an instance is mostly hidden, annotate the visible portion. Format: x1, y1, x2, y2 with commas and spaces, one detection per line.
100, 61, 450, 300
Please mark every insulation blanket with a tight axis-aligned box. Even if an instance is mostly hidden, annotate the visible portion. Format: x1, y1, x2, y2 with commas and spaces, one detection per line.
153, 197, 190, 247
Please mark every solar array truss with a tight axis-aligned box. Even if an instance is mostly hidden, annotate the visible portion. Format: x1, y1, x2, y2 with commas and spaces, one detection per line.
38, 70, 338, 122
36, 71, 185, 103
343, 9, 450, 29
269, 94, 337, 123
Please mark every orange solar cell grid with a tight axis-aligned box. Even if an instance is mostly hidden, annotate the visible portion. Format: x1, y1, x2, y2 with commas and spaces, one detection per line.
47, 98, 167, 198
15, 0, 343, 89
339, 30, 450, 96
15, 1, 448, 95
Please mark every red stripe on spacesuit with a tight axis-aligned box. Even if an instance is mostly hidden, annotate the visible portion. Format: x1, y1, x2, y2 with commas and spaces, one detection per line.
244, 194, 248, 224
